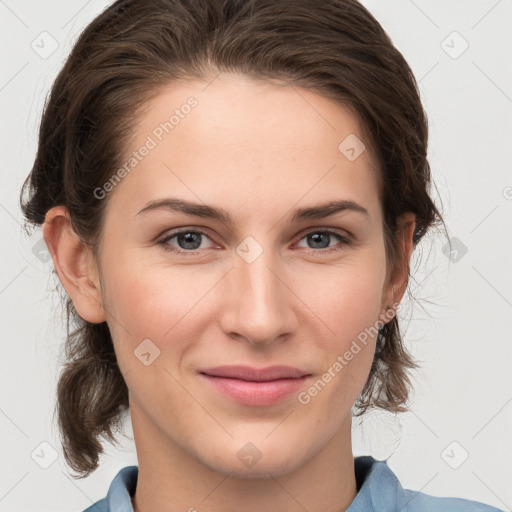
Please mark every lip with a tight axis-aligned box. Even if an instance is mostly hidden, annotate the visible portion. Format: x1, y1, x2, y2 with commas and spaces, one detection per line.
198, 365, 311, 406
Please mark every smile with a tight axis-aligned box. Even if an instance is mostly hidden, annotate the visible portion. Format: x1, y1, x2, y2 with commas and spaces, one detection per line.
198, 365, 311, 406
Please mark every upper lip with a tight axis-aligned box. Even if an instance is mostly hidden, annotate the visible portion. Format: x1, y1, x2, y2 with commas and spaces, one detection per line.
198, 365, 310, 382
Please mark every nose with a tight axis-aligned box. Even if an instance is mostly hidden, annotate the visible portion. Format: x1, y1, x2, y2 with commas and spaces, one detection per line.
219, 246, 298, 346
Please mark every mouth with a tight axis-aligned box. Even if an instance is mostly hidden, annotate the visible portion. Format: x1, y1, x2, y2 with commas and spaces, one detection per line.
197, 365, 311, 406
198, 364, 310, 381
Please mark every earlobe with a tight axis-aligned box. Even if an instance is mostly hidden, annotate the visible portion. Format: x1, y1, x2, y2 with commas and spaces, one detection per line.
42, 206, 107, 324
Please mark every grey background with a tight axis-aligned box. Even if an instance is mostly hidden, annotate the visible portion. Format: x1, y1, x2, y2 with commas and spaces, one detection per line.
1, 0, 511, 511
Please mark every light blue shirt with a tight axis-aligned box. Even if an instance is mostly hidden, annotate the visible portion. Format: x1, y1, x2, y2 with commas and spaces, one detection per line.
82, 455, 505, 511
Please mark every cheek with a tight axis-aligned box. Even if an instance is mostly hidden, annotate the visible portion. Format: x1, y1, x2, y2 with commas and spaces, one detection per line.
101, 258, 215, 364
101, 269, 194, 415
293, 257, 385, 393
295, 256, 386, 340
296, 285, 382, 420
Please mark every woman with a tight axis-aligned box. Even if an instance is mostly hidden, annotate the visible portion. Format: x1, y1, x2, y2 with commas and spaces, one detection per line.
19, 0, 505, 511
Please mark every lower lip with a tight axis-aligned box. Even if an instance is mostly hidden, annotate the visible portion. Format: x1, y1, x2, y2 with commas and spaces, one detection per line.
200, 374, 310, 406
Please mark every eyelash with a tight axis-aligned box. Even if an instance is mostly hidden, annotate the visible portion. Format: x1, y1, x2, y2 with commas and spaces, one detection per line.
157, 227, 352, 256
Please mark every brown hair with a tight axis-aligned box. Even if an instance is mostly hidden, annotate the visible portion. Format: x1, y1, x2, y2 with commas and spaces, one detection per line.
20, 0, 447, 478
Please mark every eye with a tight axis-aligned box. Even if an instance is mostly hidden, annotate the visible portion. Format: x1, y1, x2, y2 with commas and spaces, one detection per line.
158, 228, 217, 254
295, 230, 351, 254
157, 227, 351, 256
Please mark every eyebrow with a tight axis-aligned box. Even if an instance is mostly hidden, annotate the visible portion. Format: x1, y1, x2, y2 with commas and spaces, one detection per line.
135, 197, 369, 223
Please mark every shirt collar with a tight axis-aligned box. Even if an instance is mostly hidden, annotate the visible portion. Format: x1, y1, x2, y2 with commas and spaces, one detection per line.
104, 464, 137, 512
348, 455, 405, 511
103, 455, 403, 512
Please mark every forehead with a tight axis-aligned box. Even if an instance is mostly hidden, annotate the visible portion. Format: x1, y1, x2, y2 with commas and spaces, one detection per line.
108, 72, 382, 222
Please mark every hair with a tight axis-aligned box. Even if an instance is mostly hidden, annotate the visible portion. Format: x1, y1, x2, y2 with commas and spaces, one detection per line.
20, 0, 447, 478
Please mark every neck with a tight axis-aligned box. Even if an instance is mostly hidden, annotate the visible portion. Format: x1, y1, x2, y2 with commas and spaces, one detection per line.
130, 405, 357, 512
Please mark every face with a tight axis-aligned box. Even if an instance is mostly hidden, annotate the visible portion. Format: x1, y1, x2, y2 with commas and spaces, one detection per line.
92, 72, 400, 478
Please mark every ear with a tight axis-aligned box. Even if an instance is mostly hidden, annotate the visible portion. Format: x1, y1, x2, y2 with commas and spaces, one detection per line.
42, 206, 106, 323
380, 212, 416, 320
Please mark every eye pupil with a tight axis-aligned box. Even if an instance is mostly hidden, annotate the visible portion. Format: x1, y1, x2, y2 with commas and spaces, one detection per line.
308, 233, 330, 249
178, 232, 202, 250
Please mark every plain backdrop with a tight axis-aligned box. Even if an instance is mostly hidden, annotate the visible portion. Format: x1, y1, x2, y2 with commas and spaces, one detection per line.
1, 1, 511, 511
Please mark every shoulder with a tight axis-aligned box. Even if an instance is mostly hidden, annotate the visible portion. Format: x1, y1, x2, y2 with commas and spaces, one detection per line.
401, 488, 505, 512
82, 498, 108, 512
350, 456, 505, 512
80, 465, 138, 512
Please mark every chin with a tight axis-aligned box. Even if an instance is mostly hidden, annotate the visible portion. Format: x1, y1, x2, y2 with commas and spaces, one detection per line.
208, 456, 304, 480
199, 438, 310, 479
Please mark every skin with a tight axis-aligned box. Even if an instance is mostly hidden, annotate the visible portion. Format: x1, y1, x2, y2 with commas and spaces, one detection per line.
43, 72, 415, 512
